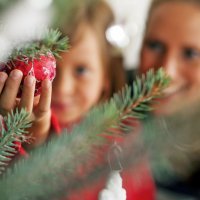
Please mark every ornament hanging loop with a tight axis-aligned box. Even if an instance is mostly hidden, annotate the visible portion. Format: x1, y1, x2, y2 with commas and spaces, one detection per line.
108, 141, 123, 172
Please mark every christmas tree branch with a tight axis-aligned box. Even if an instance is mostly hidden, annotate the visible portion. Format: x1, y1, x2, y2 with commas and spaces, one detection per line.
0, 69, 169, 200
0, 108, 32, 175
9, 29, 68, 61
106, 68, 169, 134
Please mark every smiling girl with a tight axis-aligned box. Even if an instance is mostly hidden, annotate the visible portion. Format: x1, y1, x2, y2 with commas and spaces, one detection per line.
140, 0, 200, 115
140, 0, 200, 198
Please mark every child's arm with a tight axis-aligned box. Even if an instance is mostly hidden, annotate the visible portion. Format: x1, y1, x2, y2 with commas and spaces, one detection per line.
0, 69, 52, 147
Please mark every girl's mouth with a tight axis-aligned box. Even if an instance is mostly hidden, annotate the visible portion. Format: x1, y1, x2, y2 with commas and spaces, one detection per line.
162, 83, 187, 99
51, 102, 73, 110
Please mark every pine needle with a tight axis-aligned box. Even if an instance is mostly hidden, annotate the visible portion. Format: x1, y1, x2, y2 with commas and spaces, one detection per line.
0, 69, 170, 200
0, 108, 32, 175
9, 29, 69, 61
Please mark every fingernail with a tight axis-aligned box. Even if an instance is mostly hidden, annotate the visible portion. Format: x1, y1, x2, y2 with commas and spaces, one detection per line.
0, 72, 7, 83
25, 76, 35, 86
10, 70, 23, 79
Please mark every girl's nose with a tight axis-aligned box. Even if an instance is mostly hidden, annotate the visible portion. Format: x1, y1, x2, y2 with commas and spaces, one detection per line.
161, 53, 180, 80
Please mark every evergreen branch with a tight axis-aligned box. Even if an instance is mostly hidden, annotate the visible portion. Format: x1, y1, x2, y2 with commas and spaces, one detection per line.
107, 68, 170, 134
0, 69, 169, 200
0, 108, 32, 175
9, 29, 68, 61
42, 29, 69, 58
125, 68, 168, 117
68, 97, 200, 196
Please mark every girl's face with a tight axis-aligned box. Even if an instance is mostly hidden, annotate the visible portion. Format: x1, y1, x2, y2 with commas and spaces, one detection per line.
52, 27, 108, 125
140, 2, 200, 115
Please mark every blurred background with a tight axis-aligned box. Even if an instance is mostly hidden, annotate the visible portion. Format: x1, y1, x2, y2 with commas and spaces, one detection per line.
106, 0, 151, 69
0, 0, 151, 69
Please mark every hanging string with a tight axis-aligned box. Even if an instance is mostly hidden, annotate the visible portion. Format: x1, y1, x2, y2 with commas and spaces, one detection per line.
98, 142, 126, 200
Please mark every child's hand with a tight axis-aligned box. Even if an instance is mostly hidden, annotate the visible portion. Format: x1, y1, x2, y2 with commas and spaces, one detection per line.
0, 69, 52, 147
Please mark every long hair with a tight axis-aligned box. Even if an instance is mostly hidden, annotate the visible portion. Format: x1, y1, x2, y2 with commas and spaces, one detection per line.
60, 0, 126, 99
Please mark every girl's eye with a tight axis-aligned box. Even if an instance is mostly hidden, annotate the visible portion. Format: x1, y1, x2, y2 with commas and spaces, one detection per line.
183, 48, 200, 60
75, 65, 89, 76
146, 40, 164, 53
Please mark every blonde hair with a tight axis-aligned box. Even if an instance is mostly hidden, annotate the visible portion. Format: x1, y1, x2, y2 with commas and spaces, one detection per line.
60, 0, 125, 99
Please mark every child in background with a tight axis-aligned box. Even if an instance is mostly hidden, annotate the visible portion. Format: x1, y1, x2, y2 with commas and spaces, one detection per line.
51, 1, 155, 199
51, 0, 125, 129
139, 0, 200, 198
140, 0, 200, 116
0, 0, 155, 199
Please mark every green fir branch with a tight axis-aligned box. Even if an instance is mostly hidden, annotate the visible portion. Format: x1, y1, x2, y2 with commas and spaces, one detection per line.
41, 29, 69, 58
9, 29, 68, 61
0, 108, 32, 175
107, 68, 170, 134
0, 69, 169, 200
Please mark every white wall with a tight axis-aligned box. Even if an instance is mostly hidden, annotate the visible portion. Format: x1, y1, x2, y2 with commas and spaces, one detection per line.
106, 0, 151, 69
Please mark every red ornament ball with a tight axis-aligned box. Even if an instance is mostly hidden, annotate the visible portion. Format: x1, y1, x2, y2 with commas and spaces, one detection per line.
0, 52, 56, 97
